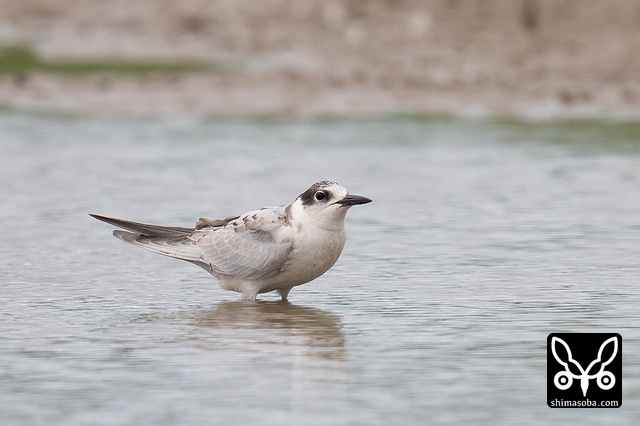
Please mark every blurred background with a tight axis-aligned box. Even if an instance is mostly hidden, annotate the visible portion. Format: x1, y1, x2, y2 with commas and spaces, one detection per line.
1, 0, 639, 117
2, 2, 640, 426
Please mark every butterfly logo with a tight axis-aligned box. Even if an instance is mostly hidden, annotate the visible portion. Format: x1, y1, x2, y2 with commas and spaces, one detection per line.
551, 335, 618, 397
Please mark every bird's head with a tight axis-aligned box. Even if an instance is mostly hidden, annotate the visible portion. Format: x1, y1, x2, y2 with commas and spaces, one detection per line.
292, 181, 372, 230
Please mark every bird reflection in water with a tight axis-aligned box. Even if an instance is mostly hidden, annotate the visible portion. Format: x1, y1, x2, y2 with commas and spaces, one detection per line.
194, 301, 345, 361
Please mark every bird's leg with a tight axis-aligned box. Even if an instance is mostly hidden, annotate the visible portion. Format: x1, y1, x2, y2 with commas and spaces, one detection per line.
239, 283, 260, 301
241, 291, 258, 301
277, 287, 293, 301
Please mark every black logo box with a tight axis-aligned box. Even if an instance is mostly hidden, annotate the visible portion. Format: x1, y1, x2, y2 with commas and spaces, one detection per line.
547, 333, 621, 408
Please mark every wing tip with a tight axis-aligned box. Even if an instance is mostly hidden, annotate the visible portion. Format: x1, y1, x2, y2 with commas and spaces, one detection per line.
89, 213, 118, 226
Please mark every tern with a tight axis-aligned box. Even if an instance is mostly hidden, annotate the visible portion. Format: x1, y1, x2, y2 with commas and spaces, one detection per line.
90, 181, 371, 301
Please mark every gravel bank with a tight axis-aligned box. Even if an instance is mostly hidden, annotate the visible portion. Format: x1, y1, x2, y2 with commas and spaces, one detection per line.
1, 0, 639, 117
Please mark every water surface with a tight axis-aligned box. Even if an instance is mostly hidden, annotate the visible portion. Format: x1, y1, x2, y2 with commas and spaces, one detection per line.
1, 113, 639, 424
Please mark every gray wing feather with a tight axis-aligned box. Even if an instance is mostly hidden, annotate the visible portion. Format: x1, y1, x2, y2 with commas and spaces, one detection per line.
195, 215, 240, 229
90, 214, 193, 236
194, 207, 294, 280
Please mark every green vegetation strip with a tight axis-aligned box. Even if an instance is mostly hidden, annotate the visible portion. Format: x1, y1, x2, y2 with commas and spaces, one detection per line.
0, 45, 225, 76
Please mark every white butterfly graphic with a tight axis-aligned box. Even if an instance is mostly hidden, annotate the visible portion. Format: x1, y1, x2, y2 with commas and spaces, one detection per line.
551, 336, 618, 397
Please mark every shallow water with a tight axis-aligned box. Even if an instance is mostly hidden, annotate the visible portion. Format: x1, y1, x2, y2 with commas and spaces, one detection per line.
1, 113, 639, 425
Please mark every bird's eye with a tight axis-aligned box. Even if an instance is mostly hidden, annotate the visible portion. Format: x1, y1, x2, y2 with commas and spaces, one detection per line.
314, 191, 326, 201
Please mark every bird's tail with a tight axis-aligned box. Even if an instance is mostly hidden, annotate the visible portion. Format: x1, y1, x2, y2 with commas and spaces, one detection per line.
90, 214, 204, 265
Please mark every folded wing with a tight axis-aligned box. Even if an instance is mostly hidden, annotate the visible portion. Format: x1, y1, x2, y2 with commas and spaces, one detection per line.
193, 207, 294, 280
91, 208, 294, 280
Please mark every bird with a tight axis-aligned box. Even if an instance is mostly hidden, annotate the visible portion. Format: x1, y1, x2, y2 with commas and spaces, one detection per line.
90, 181, 371, 301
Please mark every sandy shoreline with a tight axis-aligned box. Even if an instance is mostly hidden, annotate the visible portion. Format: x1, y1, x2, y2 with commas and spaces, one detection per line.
1, 0, 639, 118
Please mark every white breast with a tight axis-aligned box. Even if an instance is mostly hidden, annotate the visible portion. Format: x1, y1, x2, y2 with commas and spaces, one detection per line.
288, 226, 346, 282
